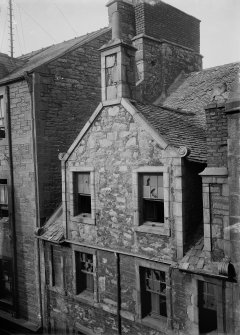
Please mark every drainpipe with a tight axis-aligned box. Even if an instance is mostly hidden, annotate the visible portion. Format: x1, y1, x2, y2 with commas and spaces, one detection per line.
6, 85, 19, 318
26, 72, 43, 329
115, 252, 121, 334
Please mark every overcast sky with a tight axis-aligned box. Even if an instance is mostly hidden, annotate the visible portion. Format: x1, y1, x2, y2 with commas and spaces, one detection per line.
0, 0, 239, 69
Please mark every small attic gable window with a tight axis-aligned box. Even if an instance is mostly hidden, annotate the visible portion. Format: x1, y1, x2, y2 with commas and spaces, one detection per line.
142, 174, 164, 224
0, 95, 5, 138
75, 173, 91, 216
105, 53, 117, 86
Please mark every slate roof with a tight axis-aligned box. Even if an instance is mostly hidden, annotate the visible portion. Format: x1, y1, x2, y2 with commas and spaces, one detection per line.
0, 52, 25, 78
132, 101, 206, 163
162, 62, 240, 126
40, 205, 64, 243
0, 27, 110, 85
177, 237, 228, 278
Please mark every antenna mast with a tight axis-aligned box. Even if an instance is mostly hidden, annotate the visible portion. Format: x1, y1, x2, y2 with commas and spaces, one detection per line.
8, 0, 14, 57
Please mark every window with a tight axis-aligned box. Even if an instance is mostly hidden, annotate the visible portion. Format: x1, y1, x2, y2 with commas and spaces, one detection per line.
0, 95, 5, 138
0, 179, 8, 218
142, 174, 164, 224
0, 258, 13, 305
76, 252, 94, 296
140, 267, 167, 319
70, 167, 95, 225
50, 246, 63, 289
133, 167, 170, 236
198, 281, 217, 334
75, 173, 91, 217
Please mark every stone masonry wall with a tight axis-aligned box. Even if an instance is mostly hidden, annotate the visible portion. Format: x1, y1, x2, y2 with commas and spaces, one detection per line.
134, 1, 200, 53
1, 81, 40, 323
45, 244, 167, 335
134, 37, 202, 103
35, 30, 111, 222
66, 104, 179, 261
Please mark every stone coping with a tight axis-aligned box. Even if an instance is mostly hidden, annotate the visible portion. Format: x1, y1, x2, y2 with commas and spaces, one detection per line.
199, 167, 228, 176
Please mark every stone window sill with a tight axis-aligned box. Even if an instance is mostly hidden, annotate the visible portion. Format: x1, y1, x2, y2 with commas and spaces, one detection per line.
73, 291, 98, 307
72, 214, 95, 225
135, 223, 170, 236
48, 285, 66, 296
139, 315, 167, 332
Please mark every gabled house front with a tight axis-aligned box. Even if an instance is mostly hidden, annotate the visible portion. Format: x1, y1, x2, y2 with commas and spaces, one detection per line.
38, 1, 240, 334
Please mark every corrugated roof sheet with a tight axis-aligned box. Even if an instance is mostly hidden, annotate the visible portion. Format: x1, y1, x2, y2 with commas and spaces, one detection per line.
132, 101, 206, 163
40, 205, 64, 243
0, 27, 111, 85
162, 62, 240, 126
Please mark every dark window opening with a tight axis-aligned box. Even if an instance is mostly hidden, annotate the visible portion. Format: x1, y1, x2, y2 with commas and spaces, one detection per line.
0, 259, 13, 305
0, 179, 8, 218
51, 246, 62, 288
76, 252, 94, 295
198, 281, 217, 334
0, 96, 5, 139
141, 174, 164, 224
75, 173, 91, 216
140, 267, 167, 319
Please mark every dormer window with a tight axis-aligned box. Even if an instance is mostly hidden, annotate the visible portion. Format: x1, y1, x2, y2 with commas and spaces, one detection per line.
142, 174, 164, 224
75, 173, 91, 217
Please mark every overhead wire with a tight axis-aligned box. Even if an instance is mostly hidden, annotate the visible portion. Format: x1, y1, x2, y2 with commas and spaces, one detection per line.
15, 1, 26, 53
54, 2, 78, 36
0, 5, 8, 51
12, 0, 57, 44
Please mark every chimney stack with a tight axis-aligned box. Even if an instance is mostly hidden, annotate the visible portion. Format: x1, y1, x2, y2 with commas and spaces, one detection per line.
100, 0, 136, 102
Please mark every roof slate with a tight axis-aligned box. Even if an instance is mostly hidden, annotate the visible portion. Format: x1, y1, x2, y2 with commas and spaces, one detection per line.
0, 27, 110, 85
132, 101, 206, 163
162, 62, 240, 126
40, 205, 64, 243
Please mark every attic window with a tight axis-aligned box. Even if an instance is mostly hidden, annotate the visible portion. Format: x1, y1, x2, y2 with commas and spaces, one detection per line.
142, 174, 164, 224
75, 173, 91, 217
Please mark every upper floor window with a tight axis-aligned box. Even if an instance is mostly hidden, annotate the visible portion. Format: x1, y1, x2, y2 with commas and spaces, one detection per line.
0, 95, 5, 138
75, 172, 91, 217
69, 167, 96, 225
133, 167, 170, 236
142, 174, 164, 224
0, 179, 8, 218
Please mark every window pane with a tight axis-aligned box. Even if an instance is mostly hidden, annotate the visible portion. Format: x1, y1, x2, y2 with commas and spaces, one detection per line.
76, 252, 94, 295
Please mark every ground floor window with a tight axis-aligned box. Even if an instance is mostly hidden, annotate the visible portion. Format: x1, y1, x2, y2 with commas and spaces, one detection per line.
140, 267, 167, 318
76, 252, 94, 295
0, 258, 13, 305
198, 280, 218, 333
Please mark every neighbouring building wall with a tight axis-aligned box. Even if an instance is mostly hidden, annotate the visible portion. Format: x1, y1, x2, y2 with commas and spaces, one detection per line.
35, 30, 111, 223
1, 80, 40, 323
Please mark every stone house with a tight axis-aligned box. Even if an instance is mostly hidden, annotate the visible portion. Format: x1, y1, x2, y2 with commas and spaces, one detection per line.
38, 1, 240, 335
0, 27, 112, 330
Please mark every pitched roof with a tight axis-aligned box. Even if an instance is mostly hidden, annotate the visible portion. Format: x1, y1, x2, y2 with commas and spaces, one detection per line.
0, 27, 111, 85
40, 205, 64, 243
0, 52, 25, 78
162, 62, 240, 126
132, 101, 206, 163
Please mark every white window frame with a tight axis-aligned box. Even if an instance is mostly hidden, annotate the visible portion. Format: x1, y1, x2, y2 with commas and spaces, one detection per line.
133, 166, 170, 236
69, 167, 96, 225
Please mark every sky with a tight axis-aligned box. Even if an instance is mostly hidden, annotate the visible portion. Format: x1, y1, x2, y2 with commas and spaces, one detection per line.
0, 0, 239, 69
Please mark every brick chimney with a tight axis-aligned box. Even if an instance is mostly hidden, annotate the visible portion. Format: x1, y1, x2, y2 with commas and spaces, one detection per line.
132, 0, 202, 103
100, 0, 136, 101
